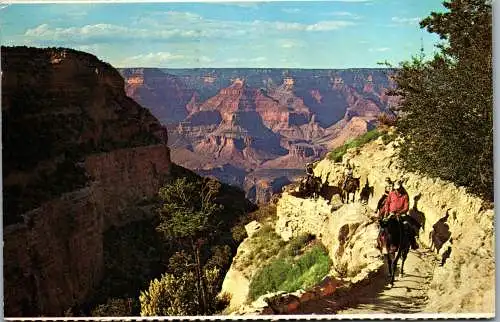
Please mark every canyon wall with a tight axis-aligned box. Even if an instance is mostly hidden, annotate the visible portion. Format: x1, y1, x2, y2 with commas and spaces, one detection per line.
4, 145, 171, 317
2, 47, 172, 316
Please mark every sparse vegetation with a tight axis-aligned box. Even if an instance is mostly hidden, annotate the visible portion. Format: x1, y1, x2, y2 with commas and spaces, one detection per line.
377, 112, 398, 127
248, 243, 331, 301
236, 224, 286, 270
81, 169, 254, 316
327, 129, 383, 162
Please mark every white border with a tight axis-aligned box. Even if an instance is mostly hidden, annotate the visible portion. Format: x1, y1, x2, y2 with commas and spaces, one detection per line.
1, 0, 497, 320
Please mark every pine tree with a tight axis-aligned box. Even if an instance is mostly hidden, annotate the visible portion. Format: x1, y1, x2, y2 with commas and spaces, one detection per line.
155, 177, 224, 314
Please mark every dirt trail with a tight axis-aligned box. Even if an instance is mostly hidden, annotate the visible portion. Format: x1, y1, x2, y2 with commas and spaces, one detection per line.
295, 249, 439, 315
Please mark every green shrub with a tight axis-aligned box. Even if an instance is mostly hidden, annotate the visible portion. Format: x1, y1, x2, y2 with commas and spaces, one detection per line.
327, 129, 382, 162
91, 298, 134, 317
280, 233, 314, 258
248, 244, 331, 301
231, 224, 247, 243
381, 132, 397, 145
390, 0, 492, 200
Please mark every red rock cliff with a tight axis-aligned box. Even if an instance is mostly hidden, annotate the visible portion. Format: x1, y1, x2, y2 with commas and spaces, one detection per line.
2, 47, 172, 316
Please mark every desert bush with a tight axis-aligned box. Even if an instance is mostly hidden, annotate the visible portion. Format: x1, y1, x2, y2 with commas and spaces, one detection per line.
139, 266, 226, 316
248, 204, 277, 223
377, 112, 398, 127
381, 132, 398, 145
231, 224, 247, 243
280, 233, 315, 258
327, 129, 382, 162
248, 243, 331, 301
91, 298, 134, 317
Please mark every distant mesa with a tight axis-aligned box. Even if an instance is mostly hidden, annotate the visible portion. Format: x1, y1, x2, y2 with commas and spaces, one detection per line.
203, 75, 217, 83
120, 66, 397, 202
127, 74, 145, 85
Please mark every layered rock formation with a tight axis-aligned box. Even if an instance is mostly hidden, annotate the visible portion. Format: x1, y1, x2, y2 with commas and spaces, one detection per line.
121, 68, 397, 203
3, 47, 171, 316
121, 68, 194, 123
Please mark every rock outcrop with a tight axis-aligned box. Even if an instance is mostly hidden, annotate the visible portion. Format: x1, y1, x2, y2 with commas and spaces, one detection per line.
313, 137, 495, 313
275, 196, 383, 283
221, 132, 494, 315
122, 68, 395, 202
2, 47, 172, 316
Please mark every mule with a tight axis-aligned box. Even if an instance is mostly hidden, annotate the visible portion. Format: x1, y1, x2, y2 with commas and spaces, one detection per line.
359, 179, 374, 204
378, 216, 412, 286
304, 175, 321, 199
341, 177, 360, 204
319, 173, 342, 204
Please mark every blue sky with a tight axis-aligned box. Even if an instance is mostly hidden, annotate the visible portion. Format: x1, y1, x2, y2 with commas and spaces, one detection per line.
1, 1, 446, 68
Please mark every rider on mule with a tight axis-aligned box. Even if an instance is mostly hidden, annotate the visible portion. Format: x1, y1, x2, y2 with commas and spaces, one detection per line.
306, 163, 314, 177
381, 180, 419, 250
376, 178, 393, 247
376, 177, 393, 216
342, 161, 354, 191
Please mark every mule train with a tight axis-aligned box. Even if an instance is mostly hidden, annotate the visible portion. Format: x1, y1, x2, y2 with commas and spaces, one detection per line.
282, 172, 360, 205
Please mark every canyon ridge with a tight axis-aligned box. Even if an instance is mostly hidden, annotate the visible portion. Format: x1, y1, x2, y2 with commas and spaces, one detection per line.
119, 68, 399, 203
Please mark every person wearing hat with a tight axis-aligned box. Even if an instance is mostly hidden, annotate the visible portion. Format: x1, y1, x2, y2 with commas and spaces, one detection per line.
382, 179, 419, 250
376, 178, 393, 249
306, 163, 314, 177
376, 177, 393, 218
342, 161, 354, 191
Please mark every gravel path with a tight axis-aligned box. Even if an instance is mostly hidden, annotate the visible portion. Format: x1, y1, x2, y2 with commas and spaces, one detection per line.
294, 248, 438, 315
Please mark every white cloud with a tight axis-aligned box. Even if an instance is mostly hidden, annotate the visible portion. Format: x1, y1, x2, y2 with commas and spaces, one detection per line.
306, 20, 355, 31
74, 44, 101, 53
198, 56, 214, 63
23, 14, 357, 49
326, 11, 361, 19
369, 47, 390, 52
24, 23, 203, 43
329, 11, 354, 16
282, 8, 301, 14
279, 39, 304, 49
268, 19, 355, 32
391, 16, 421, 25
326, 0, 372, 2
121, 52, 185, 66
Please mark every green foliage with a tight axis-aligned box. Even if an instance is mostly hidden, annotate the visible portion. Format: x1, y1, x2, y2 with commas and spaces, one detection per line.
248, 204, 278, 223
156, 177, 223, 241
391, 0, 492, 200
231, 224, 247, 244
280, 233, 315, 258
248, 244, 331, 301
140, 271, 199, 316
154, 175, 246, 315
91, 298, 134, 317
236, 224, 285, 269
381, 132, 398, 145
205, 245, 232, 271
327, 129, 382, 162
139, 267, 227, 316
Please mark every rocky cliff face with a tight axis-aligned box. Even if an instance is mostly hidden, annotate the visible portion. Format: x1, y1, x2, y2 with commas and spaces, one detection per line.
221, 135, 494, 315
313, 137, 495, 313
121, 68, 194, 123
2, 46, 172, 316
122, 68, 396, 202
